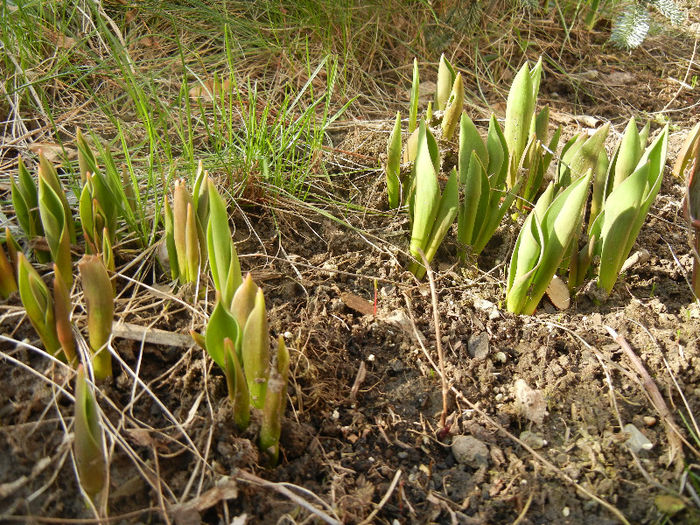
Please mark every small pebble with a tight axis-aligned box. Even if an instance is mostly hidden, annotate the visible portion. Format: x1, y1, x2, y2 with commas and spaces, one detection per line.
624, 423, 653, 453
451, 435, 489, 468
468, 332, 490, 361
520, 430, 547, 449
643, 416, 657, 427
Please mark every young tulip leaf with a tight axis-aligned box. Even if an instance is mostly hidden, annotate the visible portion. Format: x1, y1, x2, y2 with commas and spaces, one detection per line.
414, 169, 458, 279
409, 121, 441, 269
77, 129, 99, 184
12, 157, 42, 242
507, 173, 592, 314
79, 255, 114, 380
458, 113, 488, 185
436, 53, 455, 111
17, 253, 62, 358
242, 289, 269, 409
504, 62, 535, 188
223, 337, 250, 431
595, 126, 667, 294
610, 117, 642, 192
408, 58, 419, 134
38, 175, 73, 288
207, 180, 242, 306
205, 299, 241, 370
458, 152, 485, 252
507, 211, 545, 314
74, 365, 106, 501
596, 164, 647, 293
38, 153, 76, 244
386, 112, 402, 209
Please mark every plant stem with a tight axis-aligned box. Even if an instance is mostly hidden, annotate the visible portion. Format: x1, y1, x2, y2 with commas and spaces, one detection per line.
419, 250, 448, 430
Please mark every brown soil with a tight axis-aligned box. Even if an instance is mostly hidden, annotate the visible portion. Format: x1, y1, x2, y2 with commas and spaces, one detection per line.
2, 14, 700, 525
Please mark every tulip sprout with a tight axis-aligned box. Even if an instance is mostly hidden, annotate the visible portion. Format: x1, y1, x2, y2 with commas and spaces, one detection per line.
17, 253, 63, 359
506, 172, 593, 315
11, 157, 49, 263
565, 122, 668, 293
0, 234, 17, 299
38, 161, 74, 288
504, 59, 542, 190
79, 255, 114, 380
73, 365, 107, 504
200, 274, 289, 463
407, 120, 458, 279
675, 123, 700, 297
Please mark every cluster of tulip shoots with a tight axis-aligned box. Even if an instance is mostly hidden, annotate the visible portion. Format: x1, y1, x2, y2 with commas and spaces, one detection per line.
508, 115, 668, 314
177, 175, 290, 465
3, 132, 126, 506
674, 122, 700, 298
386, 55, 560, 279
3, 136, 288, 507
386, 56, 669, 314
7, 131, 122, 378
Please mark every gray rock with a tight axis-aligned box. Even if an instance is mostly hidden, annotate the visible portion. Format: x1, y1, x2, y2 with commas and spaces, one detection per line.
451, 435, 489, 468
468, 332, 490, 360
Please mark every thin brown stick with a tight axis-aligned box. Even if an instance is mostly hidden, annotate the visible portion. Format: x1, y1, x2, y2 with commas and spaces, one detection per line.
236, 470, 340, 525
605, 325, 691, 470
4, 508, 162, 523
418, 249, 449, 429
358, 469, 402, 525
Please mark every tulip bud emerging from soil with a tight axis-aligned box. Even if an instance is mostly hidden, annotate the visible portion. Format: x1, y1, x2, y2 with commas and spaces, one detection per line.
224, 337, 250, 431
79, 255, 114, 380
74, 365, 106, 501
231, 273, 258, 328
17, 253, 62, 358
54, 263, 77, 366
259, 336, 289, 466
0, 236, 17, 299
242, 288, 269, 409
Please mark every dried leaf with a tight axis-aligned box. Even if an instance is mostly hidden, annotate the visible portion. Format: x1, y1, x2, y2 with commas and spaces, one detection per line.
514, 379, 547, 425
28, 143, 76, 164
545, 274, 570, 310
189, 78, 232, 102
340, 292, 374, 316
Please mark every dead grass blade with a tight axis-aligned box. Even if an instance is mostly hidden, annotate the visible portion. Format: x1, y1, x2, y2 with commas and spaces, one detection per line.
605, 325, 696, 471
235, 470, 341, 525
